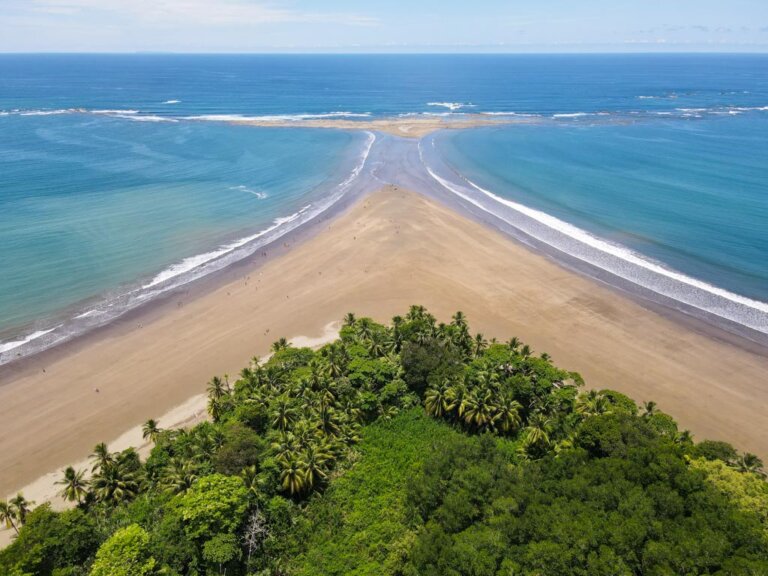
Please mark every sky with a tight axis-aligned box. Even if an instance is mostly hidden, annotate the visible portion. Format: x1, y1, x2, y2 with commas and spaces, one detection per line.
1, 0, 767, 53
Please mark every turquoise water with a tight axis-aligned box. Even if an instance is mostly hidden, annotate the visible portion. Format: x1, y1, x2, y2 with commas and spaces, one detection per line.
0, 54, 766, 358
0, 114, 365, 339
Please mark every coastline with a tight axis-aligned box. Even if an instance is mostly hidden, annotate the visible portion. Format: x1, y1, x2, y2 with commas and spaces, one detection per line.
2, 185, 768, 511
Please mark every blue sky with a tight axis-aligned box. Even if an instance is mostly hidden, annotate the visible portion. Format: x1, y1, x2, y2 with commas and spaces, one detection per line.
1, 0, 767, 53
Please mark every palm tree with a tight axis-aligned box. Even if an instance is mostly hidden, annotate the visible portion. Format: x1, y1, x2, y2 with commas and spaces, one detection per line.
271, 396, 298, 431
161, 458, 198, 494
241, 465, 260, 497
425, 382, 452, 418
451, 311, 468, 329
493, 396, 523, 434
523, 414, 553, 448
142, 419, 162, 443
90, 442, 113, 473
343, 312, 356, 327
462, 389, 495, 430
507, 337, 521, 352
473, 333, 488, 357
734, 453, 765, 476
520, 344, 532, 358
642, 401, 658, 417
207, 376, 230, 401
356, 318, 374, 342
300, 444, 330, 491
446, 382, 469, 418
271, 337, 290, 353
9, 494, 33, 526
368, 333, 386, 358
91, 461, 140, 505
407, 305, 428, 321
271, 432, 298, 464
540, 352, 552, 362
323, 342, 348, 378
576, 390, 609, 417
56, 466, 89, 504
280, 457, 306, 496
0, 500, 19, 535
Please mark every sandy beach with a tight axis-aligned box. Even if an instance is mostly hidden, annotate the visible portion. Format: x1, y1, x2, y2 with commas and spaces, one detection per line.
225, 114, 535, 137
2, 185, 767, 515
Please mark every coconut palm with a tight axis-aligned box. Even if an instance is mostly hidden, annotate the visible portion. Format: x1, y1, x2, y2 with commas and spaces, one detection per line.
161, 458, 198, 494
343, 312, 356, 327
280, 457, 306, 495
0, 500, 19, 535
642, 401, 658, 417
91, 460, 140, 505
473, 333, 488, 357
494, 396, 523, 433
142, 419, 162, 443
271, 396, 298, 431
271, 337, 290, 353
56, 466, 89, 504
271, 432, 298, 464
300, 444, 330, 490
520, 344, 532, 358
451, 311, 468, 329
734, 453, 765, 476
9, 494, 33, 526
90, 442, 113, 473
368, 333, 386, 358
207, 376, 230, 401
576, 390, 609, 417
507, 337, 521, 352
523, 414, 553, 448
356, 318, 374, 342
446, 382, 470, 418
241, 465, 261, 497
462, 388, 496, 430
425, 382, 452, 418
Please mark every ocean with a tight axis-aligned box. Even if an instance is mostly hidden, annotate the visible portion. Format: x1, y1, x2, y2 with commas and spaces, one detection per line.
1, 54, 766, 360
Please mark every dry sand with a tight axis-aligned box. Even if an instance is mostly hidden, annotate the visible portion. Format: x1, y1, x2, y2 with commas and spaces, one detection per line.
2, 186, 767, 520
227, 115, 532, 138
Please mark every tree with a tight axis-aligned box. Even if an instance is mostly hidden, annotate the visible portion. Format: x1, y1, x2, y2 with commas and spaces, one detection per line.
734, 453, 765, 476
271, 337, 290, 353
91, 460, 140, 506
161, 458, 198, 494
174, 474, 249, 540
8, 495, 33, 526
90, 442, 113, 473
642, 400, 658, 417
0, 500, 19, 535
203, 533, 241, 575
89, 524, 156, 576
56, 466, 89, 505
343, 312, 356, 327
142, 419, 162, 444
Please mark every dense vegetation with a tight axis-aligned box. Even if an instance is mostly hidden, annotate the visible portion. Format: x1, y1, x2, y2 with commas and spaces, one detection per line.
1, 306, 766, 575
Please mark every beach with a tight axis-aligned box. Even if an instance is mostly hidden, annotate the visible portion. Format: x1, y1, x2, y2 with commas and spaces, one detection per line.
2, 185, 767, 519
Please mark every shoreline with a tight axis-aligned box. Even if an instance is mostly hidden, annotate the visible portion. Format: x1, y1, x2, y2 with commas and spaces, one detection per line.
2, 185, 768, 500
4, 122, 767, 367
0, 321, 342, 548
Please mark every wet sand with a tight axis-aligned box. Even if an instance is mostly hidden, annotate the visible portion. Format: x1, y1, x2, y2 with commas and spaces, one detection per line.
222, 114, 534, 137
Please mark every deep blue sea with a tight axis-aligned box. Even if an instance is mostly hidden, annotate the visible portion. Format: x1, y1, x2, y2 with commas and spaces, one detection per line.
1, 54, 767, 359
